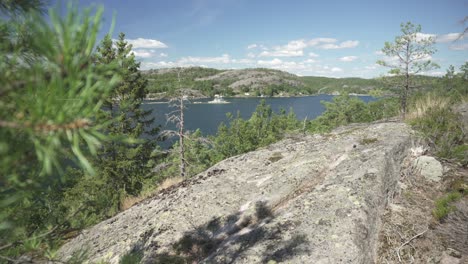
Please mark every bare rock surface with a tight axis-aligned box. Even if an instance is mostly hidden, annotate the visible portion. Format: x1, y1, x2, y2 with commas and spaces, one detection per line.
195, 69, 302, 92
413, 155, 444, 182
58, 122, 413, 263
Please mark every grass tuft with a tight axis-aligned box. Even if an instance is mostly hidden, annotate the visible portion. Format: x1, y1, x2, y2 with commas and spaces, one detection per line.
406, 93, 450, 121
121, 176, 184, 210
432, 192, 463, 221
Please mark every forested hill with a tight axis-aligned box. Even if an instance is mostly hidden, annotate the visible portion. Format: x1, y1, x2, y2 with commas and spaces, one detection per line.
142, 67, 380, 98
143, 67, 441, 98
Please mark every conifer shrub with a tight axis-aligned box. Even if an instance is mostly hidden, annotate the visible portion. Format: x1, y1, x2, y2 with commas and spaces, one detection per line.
433, 192, 463, 221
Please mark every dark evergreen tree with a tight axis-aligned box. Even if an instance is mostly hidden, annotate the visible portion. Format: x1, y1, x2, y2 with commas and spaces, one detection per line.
93, 32, 157, 208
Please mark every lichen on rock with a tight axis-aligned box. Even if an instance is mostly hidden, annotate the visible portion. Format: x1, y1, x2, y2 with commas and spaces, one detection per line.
58, 122, 413, 263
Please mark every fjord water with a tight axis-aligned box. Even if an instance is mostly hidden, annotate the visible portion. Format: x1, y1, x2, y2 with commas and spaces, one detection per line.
143, 95, 375, 136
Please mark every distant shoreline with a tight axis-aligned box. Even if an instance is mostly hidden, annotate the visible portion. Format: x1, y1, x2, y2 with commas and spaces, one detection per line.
145, 92, 376, 101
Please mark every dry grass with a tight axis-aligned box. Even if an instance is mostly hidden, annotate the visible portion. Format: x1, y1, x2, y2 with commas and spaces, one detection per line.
406, 93, 450, 121
121, 176, 184, 210
158, 176, 184, 190
121, 196, 145, 211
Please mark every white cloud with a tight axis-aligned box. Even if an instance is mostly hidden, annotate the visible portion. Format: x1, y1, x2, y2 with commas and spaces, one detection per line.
318, 43, 339, 49
126, 38, 168, 49
254, 38, 359, 58
247, 43, 267, 50
365, 65, 378, 70
247, 44, 258, 49
231, 58, 255, 64
159, 53, 168, 57
318, 40, 359, 49
247, 52, 256, 58
308, 38, 337, 46
340, 40, 360, 48
283, 39, 308, 50
449, 43, 468, 50
140, 61, 176, 70
257, 58, 283, 66
415, 54, 432, 61
178, 54, 231, 64
131, 49, 155, 58
379, 55, 399, 65
259, 39, 307, 57
415, 33, 435, 41
415, 32, 464, 43
339, 56, 358, 62
308, 52, 319, 57
436, 33, 462, 43
252, 57, 349, 77
421, 71, 445, 76
259, 50, 304, 57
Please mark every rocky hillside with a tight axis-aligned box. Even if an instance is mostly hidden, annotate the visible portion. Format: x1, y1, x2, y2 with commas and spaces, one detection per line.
194, 68, 302, 94
58, 122, 419, 263
143, 67, 385, 98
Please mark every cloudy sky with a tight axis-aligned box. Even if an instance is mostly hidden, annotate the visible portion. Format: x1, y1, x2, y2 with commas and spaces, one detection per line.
74, 0, 467, 78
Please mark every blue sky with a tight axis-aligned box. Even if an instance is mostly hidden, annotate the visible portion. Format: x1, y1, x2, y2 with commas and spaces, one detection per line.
73, 0, 467, 78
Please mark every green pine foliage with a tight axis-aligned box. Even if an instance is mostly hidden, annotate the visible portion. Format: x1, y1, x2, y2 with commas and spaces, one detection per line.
57, 33, 159, 228
213, 100, 300, 159
95, 32, 157, 195
437, 62, 468, 100
377, 22, 439, 118
0, 3, 122, 260
307, 93, 399, 133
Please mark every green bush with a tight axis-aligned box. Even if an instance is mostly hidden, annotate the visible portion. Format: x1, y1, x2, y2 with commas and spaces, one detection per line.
307, 93, 399, 133
433, 192, 463, 220
213, 100, 299, 159
120, 250, 143, 264
409, 106, 467, 166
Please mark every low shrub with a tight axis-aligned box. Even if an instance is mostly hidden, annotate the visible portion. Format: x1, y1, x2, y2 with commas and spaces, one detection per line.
307, 93, 399, 133
408, 105, 467, 166
433, 192, 463, 221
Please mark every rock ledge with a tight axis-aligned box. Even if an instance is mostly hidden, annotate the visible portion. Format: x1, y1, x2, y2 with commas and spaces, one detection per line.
59, 122, 413, 263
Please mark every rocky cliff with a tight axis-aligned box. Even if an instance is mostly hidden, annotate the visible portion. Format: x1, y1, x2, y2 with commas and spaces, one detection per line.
58, 122, 414, 263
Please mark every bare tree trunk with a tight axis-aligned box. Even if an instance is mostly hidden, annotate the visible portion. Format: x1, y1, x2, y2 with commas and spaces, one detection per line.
178, 95, 186, 178
176, 70, 187, 178
402, 42, 410, 120
402, 72, 409, 120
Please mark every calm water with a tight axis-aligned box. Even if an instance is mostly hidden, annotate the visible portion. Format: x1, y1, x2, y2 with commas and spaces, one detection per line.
142, 95, 375, 137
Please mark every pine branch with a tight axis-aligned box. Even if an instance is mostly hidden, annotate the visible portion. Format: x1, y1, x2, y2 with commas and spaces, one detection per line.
0, 119, 91, 132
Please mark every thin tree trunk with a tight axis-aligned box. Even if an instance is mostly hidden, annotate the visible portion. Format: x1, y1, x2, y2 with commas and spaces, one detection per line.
402, 42, 410, 120
179, 96, 186, 178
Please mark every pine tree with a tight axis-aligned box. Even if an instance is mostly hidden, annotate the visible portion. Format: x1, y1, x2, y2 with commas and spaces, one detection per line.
0, 3, 122, 259
377, 22, 439, 119
94, 33, 157, 204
